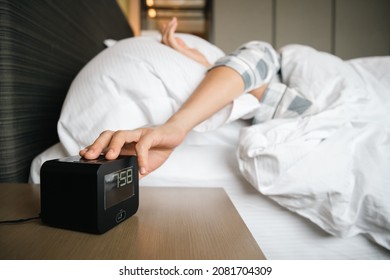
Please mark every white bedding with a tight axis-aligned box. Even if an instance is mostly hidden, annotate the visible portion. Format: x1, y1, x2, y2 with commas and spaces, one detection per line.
238, 46, 390, 250
29, 37, 390, 259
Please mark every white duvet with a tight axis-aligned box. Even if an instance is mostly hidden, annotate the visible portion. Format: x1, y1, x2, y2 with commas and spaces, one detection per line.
238, 45, 390, 250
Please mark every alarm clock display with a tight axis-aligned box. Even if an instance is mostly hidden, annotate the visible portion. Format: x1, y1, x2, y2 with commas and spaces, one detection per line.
104, 166, 134, 209
40, 155, 139, 234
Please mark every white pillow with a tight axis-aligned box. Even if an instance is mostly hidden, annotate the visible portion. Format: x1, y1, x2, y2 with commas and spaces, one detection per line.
58, 34, 225, 155
106, 32, 225, 65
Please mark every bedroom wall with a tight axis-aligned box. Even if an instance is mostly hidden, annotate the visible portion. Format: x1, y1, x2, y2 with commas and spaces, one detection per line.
213, 0, 390, 59
211, 0, 273, 53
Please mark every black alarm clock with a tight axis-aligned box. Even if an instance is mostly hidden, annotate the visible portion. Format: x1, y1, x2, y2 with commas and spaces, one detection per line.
40, 155, 139, 234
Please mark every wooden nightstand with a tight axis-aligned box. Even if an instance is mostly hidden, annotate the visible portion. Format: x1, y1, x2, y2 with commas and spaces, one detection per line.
0, 184, 265, 259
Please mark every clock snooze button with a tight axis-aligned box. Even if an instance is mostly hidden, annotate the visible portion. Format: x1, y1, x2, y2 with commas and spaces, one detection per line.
116, 209, 126, 223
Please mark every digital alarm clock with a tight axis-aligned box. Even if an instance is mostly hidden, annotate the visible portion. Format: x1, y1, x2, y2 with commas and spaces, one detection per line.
40, 155, 139, 234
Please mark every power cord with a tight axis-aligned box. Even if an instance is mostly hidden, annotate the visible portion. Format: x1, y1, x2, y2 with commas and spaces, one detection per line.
0, 214, 41, 224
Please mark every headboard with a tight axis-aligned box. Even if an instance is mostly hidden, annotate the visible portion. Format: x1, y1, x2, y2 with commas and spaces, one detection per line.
0, 0, 134, 182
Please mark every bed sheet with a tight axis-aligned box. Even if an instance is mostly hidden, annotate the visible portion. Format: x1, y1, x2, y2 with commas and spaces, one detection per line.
30, 120, 390, 259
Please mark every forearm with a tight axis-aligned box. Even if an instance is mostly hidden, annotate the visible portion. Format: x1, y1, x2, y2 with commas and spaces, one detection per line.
165, 66, 245, 134
166, 41, 281, 131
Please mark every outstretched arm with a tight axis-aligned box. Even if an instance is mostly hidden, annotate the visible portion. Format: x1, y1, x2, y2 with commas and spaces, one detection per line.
81, 19, 276, 177
80, 65, 247, 177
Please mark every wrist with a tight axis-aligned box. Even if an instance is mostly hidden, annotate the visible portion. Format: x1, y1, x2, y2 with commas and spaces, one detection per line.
165, 112, 195, 135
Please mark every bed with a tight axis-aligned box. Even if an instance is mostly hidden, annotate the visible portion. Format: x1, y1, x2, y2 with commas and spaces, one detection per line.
1, 0, 390, 259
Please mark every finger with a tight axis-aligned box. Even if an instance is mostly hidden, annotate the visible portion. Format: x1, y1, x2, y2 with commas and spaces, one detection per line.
82, 130, 114, 159
167, 18, 181, 50
161, 23, 168, 44
161, 18, 174, 45
105, 130, 141, 160
159, 22, 167, 36
162, 18, 179, 49
79, 145, 91, 157
80, 145, 110, 157
134, 133, 155, 175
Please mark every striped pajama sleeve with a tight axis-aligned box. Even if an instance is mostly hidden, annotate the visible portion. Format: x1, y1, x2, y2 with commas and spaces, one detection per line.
211, 41, 313, 123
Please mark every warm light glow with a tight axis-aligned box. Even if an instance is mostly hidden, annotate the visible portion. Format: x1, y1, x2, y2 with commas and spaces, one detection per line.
146, 0, 154, 7
148, 8, 157, 18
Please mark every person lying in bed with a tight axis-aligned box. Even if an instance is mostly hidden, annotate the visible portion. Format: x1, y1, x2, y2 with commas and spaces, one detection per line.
80, 17, 313, 177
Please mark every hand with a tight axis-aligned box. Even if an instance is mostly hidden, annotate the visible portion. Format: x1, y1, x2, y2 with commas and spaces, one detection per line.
79, 123, 187, 178
160, 17, 211, 67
